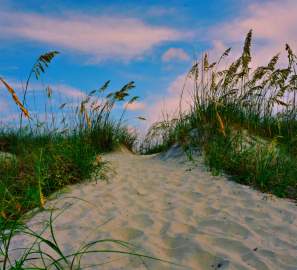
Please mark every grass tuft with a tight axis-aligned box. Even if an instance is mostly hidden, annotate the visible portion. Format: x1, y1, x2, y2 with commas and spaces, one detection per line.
0, 51, 138, 222
142, 30, 297, 200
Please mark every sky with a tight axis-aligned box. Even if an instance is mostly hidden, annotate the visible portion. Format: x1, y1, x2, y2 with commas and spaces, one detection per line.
0, 0, 296, 132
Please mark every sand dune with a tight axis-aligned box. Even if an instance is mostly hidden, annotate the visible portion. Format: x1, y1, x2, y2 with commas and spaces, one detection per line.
9, 148, 297, 269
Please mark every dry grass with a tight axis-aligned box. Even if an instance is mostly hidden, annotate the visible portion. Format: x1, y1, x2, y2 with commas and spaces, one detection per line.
0, 78, 30, 119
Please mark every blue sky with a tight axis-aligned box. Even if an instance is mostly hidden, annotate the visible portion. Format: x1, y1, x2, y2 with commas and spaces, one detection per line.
0, 0, 296, 131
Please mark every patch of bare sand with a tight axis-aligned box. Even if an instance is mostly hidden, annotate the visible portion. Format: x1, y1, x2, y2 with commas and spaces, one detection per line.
8, 147, 297, 269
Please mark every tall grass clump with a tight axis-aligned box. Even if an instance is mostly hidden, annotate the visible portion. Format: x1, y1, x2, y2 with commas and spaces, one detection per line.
0, 52, 138, 222
143, 30, 297, 200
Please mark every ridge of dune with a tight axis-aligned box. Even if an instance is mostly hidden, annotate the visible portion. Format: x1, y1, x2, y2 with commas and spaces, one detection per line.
9, 149, 297, 269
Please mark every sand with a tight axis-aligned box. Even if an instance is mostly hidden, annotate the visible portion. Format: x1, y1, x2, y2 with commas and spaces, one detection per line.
8, 147, 297, 269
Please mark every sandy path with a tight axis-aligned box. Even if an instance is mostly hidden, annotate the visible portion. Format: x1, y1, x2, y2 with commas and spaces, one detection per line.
9, 148, 297, 269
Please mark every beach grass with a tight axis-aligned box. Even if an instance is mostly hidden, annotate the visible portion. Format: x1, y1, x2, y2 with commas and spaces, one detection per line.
0, 52, 138, 222
142, 30, 297, 200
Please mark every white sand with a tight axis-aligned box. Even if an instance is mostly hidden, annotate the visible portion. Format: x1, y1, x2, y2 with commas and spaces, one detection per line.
8, 147, 297, 269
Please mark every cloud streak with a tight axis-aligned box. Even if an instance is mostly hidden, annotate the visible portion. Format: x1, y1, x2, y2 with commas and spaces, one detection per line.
162, 48, 190, 62
53, 84, 86, 99
6, 80, 86, 100
124, 101, 146, 111
0, 11, 186, 62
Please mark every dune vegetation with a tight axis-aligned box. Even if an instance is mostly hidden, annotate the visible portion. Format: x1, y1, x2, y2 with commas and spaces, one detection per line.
1, 30, 297, 269
0, 52, 139, 222
0, 51, 155, 269
142, 30, 297, 200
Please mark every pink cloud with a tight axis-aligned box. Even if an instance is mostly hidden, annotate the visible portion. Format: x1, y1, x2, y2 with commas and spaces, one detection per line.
124, 101, 146, 111
0, 11, 186, 62
217, 1, 297, 43
144, 73, 194, 126
209, 0, 297, 66
0, 100, 8, 112
162, 48, 190, 62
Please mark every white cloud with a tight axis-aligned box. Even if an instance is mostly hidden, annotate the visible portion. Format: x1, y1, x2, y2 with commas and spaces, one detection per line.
0, 78, 87, 123
0, 11, 186, 62
162, 48, 190, 62
53, 84, 86, 99
0, 81, 87, 126
0, 113, 19, 124
5, 79, 86, 99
